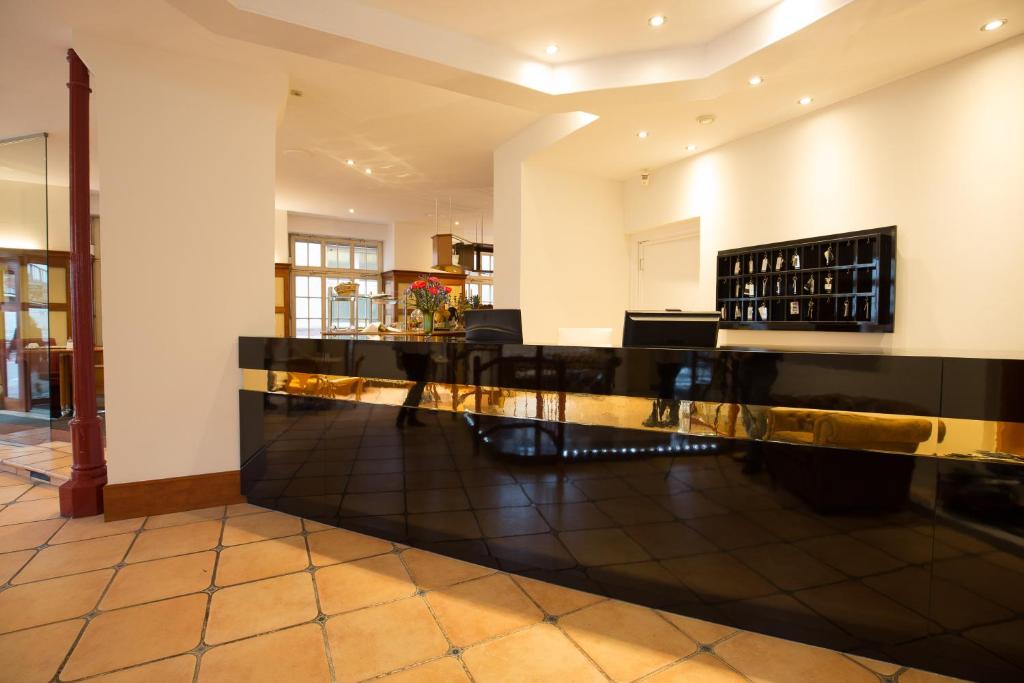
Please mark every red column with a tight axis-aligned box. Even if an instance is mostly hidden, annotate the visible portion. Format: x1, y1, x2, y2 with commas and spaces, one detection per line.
60, 49, 107, 517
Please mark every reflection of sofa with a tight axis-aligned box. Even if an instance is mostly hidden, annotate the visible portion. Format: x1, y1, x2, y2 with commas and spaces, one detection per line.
763, 408, 935, 514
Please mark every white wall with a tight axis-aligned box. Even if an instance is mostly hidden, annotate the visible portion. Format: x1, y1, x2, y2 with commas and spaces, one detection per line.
520, 161, 627, 344
77, 34, 287, 484
623, 35, 1024, 358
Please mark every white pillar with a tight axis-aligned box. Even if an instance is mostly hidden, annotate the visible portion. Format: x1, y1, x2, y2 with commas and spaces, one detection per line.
75, 35, 287, 484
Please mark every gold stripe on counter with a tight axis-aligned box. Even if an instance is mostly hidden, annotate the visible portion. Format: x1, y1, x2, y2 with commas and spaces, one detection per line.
242, 369, 1024, 463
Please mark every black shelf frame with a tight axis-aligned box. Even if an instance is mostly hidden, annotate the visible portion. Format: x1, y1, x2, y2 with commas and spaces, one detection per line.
716, 226, 896, 333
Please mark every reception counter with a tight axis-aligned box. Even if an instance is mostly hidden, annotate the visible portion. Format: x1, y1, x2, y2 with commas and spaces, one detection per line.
239, 337, 1024, 682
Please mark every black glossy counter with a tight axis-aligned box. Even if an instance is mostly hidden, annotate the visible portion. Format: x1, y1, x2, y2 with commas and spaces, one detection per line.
239, 337, 1024, 681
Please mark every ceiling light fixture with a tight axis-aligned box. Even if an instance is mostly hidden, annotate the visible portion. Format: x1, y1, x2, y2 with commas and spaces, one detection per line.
637, 130, 649, 139
748, 75, 764, 86
798, 96, 813, 106
696, 115, 715, 125
981, 19, 1006, 31
545, 43, 559, 55
648, 15, 666, 28
686, 144, 697, 152
364, 168, 373, 175
348, 208, 355, 214
346, 159, 355, 166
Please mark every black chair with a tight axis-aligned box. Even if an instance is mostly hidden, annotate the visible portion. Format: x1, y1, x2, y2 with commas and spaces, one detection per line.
464, 309, 523, 344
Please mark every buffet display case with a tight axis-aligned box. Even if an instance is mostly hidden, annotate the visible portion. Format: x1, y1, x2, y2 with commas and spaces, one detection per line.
716, 226, 896, 332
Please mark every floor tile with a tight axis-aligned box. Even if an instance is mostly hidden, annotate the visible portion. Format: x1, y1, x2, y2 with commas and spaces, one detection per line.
474, 506, 550, 537
225, 502, 269, 517
588, 560, 691, 607
0, 568, 112, 634
487, 532, 577, 570
851, 527, 960, 565
658, 611, 736, 645
48, 514, 143, 544
406, 488, 470, 514
216, 535, 309, 586
144, 506, 225, 530
13, 533, 133, 584
559, 528, 650, 566
463, 623, 605, 682
0, 548, 34, 583
126, 520, 222, 563
18, 484, 58, 501
716, 631, 876, 682
303, 518, 334, 532
407, 511, 483, 542
326, 596, 449, 681
0, 483, 31, 504
899, 669, 971, 683
425, 573, 542, 647
197, 623, 332, 682
536, 502, 614, 531
317, 552, 416, 614
963, 618, 1024, 670
0, 619, 84, 683
512, 574, 604, 615
846, 653, 902, 676
221, 510, 302, 546
559, 600, 696, 682
206, 571, 318, 644
932, 555, 1024, 612
0, 518, 64, 553
653, 491, 729, 519
61, 594, 207, 680
662, 553, 777, 602
100, 551, 216, 610
684, 514, 779, 550
643, 653, 748, 682
748, 509, 835, 541
864, 566, 1012, 630
377, 657, 470, 682
401, 547, 493, 589
0, 497, 61, 526
307, 527, 392, 566
595, 496, 675, 526
84, 655, 197, 682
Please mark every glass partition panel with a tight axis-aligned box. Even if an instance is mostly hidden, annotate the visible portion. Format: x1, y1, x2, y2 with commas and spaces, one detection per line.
0, 133, 52, 443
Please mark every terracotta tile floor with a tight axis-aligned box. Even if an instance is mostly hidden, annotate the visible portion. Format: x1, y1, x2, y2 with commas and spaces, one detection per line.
0, 441, 76, 485
0, 479, 967, 683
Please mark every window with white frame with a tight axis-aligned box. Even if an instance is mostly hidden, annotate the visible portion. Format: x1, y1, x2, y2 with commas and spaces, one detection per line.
291, 235, 382, 337
464, 280, 494, 307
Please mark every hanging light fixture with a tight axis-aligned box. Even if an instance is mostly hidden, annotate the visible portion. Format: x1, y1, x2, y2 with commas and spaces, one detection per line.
431, 197, 465, 273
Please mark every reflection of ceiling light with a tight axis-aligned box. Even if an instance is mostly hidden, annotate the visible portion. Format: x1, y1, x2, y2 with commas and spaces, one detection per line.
637, 130, 649, 139
364, 168, 372, 175
454, 221, 460, 226
686, 144, 697, 152
345, 159, 354, 166
348, 208, 355, 214
545, 44, 559, 55
798, 96, 813, 106
748, 75, 764, 86
648, 15, 666, 28
696, 115, 715, 125
981, 19, 1006, 31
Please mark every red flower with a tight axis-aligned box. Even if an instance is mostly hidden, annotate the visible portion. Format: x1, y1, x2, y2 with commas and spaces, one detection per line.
444, 287, 452, 293
427, 287, 439, 295
411, 281, 425, 290
428, 276, 440, 282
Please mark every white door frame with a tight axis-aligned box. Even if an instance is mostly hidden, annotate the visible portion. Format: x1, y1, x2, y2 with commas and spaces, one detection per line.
627, 218, 701, 309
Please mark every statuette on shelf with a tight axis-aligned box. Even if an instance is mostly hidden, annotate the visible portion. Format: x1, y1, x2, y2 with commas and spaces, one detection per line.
746, 304, 754, 320
734, 304, 741, 319
823, 245, 834, 266
791, 253, 800, 269
744, 280, 754, 296
758, 304, 768, 320
775, 252, 784, 271
761, 256, 769, 273
804, 277, 815, 295
789, 301, 799, 315
824, 274, 833, 293
734, 260, 741, 275
791, 275, 798, 295
775, 279, 782, 295
842, 300, 850, 318
807, 300, 815, 318
747, 257, 754, 273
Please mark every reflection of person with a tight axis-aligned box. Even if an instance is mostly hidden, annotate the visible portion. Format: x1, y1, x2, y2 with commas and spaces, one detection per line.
395, 345, 431, 427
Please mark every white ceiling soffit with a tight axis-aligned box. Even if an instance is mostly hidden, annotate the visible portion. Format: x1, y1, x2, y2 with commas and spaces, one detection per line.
176, 0, 853, 97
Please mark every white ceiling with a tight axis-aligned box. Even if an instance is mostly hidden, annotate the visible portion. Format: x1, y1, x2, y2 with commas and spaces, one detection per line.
351, 0, 778, 62
3, 0, 1022, 227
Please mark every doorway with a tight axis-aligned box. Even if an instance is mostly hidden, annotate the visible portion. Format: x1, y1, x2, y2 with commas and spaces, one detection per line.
630, 219, 702, 311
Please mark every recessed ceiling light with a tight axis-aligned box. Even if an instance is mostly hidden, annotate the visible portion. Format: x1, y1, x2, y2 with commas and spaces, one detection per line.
364, 168, 373, 175
648, 15, 666, 28
748, 75, 764, 86
696, 114, 715, 125
798, 96, 813, 106
348, 208, 355, 214
454, 221, 460, 226
637, 130, 649, 139
685, 144, 697, 152
545, 43, 559, 55
981, 19, 1006, 31
346, 159, 355, 166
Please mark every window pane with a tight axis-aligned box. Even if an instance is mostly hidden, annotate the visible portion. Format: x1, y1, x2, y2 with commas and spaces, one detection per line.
326, 244, 351, 269
295, 276, 308, 297
482, 284, 494, 305
296, 298, 309, 318
308, 276, 321, 294
309, 318, 322, 335
294, 242, 308, 267
354, 246, 378, 271
307, 243, 322, 268
466, 283, 478, 298
480, 253, 494, 271
296, 319, 309, 337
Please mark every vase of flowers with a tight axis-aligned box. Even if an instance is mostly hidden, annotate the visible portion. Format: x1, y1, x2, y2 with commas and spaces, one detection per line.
406, 275, 451, 335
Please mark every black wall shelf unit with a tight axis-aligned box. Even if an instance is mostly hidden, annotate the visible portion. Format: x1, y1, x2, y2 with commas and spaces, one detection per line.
716, 226, 896, 332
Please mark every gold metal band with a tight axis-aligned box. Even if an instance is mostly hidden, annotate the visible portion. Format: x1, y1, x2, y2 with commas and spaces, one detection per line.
242, 369, 1024, 463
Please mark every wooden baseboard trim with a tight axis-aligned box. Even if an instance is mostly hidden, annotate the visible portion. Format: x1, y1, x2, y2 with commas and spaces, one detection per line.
104, 470, 246, 521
